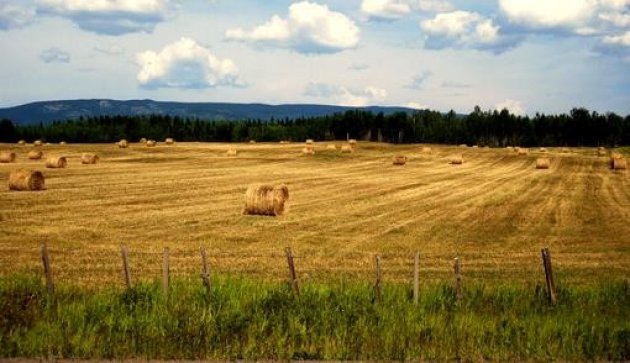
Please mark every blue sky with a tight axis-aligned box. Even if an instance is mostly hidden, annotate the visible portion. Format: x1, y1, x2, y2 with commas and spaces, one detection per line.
0, 0, 628, 115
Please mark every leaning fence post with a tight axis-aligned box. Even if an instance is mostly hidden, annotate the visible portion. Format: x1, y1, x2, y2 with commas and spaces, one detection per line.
541, 247, 557, 305
121, 245, 132, 289
373, 254, 382, 303
162, 247, 170, 295
40, 242, 54, 295
200, 247, 211, 295
453, 257, 462, 301
413, 251, 420, 304
285, 247, 300, 297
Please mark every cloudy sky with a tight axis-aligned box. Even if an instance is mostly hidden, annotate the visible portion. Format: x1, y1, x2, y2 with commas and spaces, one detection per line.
0, 0, 628, 115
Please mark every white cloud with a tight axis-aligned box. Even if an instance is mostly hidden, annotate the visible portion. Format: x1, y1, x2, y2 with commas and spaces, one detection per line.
37, 0, 171, 35
499, 0, 596, 28
0, 3, 36, 30
421, 11, 508, 52
135, 37, 243, 89
226, 1, 360, 54
305, 83, 387, 106
406, 72, 431, 89
495, 99, 525, 116
412, 0, 453, 13
360, 0, 410, 20
40, 47, 71, 63
602, 31, 630, 46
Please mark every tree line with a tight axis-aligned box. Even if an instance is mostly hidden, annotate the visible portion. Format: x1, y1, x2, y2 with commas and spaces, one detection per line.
1, 106, 628, 146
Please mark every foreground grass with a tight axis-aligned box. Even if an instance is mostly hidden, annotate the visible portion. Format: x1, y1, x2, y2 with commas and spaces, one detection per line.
1, 275, 629, 361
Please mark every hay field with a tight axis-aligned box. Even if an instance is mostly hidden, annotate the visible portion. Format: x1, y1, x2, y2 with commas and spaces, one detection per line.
0, 142, 628, 287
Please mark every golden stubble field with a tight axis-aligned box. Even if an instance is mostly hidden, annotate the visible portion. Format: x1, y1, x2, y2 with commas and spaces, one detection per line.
0, 142, 628, 287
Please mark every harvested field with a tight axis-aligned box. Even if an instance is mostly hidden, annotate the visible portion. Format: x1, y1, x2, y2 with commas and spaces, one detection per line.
0, 142, 628, 287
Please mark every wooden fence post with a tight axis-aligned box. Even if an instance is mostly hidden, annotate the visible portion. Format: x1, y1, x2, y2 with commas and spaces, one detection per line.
373, 254, 382, 303
162, 247, 170, 295
453, 257, 462, 301
200, 247, 211, 294
285, 247, 300, 297
121, 245, 132, 289
541, 247, 557, 305
413, 251, 420, 304
40, 242, 54, 295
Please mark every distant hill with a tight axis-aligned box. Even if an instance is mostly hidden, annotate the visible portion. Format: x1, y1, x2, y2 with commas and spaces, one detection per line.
0, 99, 417, 125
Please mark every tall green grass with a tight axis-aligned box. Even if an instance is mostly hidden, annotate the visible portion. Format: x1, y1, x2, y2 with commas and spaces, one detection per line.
1, 274, 628, 360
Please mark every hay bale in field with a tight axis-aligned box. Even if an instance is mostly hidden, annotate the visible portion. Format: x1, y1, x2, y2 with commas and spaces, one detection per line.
393, 155, 407, 165
450, 154, 463, 165
279, 140, 291, 144
45, 143, 51, 146
227, 149, 238, 157
139, 138, 147, 143
249, 140, 256, 144
18, 140, 26, 145
536, 157, 550, 169
146, 140, 157, 147
561, 147, 570, 153
8, 169, 45, 191
598, 149, 607, 156
59, 141, 66, 145
612, 158, 627, 170
306, 139, 314, 144
421, 146, 432, 153
243, 184, 289, 216
81, 153, 99, 164
118, 139, 129, 148
459, 144, 468, 148
518, 148, 529, 155
506, 146, 514, 151
45, 156, 67, 169
0, 151, 17, 163
340, 144, 353, 153
540, 147, 548, 153
302, 146, 315, 155
165, 138, 174, 145
472, 145, 479, 148
326, 144, 337, 150
33, 140, 43, 147
348, 139, 357, 146
28, 151, 43, 160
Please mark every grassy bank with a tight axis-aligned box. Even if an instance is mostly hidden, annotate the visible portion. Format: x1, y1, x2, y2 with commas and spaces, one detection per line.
1, 274, 629, 361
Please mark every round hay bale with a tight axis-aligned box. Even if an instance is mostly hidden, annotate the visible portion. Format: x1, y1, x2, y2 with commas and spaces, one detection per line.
450, 154, 463, 165
227, 149, 238, 157
59, 141, 66, 145
326, 144, 337, 150
613, 158, 627, 170
518, 148, 529, 155
0, 151, 17, 163
393, 155, 407, 165
139, 138, 147, 143
561, 147, 570, 153
539, 147, 548, 153
33, 140, 43, 147
306, 139, 314, 144
165, 138, 174, 145
472, 145, 479, 149
18, 140, 26, 145
506, 146, 514, 151
146, 140, 157, 147
340, 145, 353, 153
8, 169, 45, 191
243, 184, 289, 216
536, 157, 550, 169
279, 140, 291, 144
45, 143, 51, 146
302, 147, 315, 155
118, 139, 129, 148
348, 139, 357, 146
249, 140, 256, 144
28, 151, 43, 160
421, 146, 432, 153
45, 156, 67, 169
459, 144, 468, 148
81, 153, 99, 164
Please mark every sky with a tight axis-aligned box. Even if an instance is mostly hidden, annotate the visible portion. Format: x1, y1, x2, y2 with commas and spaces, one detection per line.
0, 0, 629, 116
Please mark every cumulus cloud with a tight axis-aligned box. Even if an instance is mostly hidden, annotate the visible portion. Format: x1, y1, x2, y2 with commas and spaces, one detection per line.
406, 71, 432, 89
499, 0, 596, 29
135, 37, 243, 89
421, 10, 513, 52
361, 0, 410, 20
37, 0, 171, 35
495, 99, 525, 116
304, 82, 387, 106
226, 1, 359, 54
0, 3, 36, 30
40, 47, 71, 63
413, 0, 453, 13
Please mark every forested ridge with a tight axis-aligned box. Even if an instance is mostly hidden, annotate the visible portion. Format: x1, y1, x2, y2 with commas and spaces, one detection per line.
1, 106, 628, 146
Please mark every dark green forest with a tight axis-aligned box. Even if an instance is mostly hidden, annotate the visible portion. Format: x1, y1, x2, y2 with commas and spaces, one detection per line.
1, 106, 629, 146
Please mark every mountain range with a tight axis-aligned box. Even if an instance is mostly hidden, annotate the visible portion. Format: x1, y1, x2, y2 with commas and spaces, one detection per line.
0, 99, 417, 125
